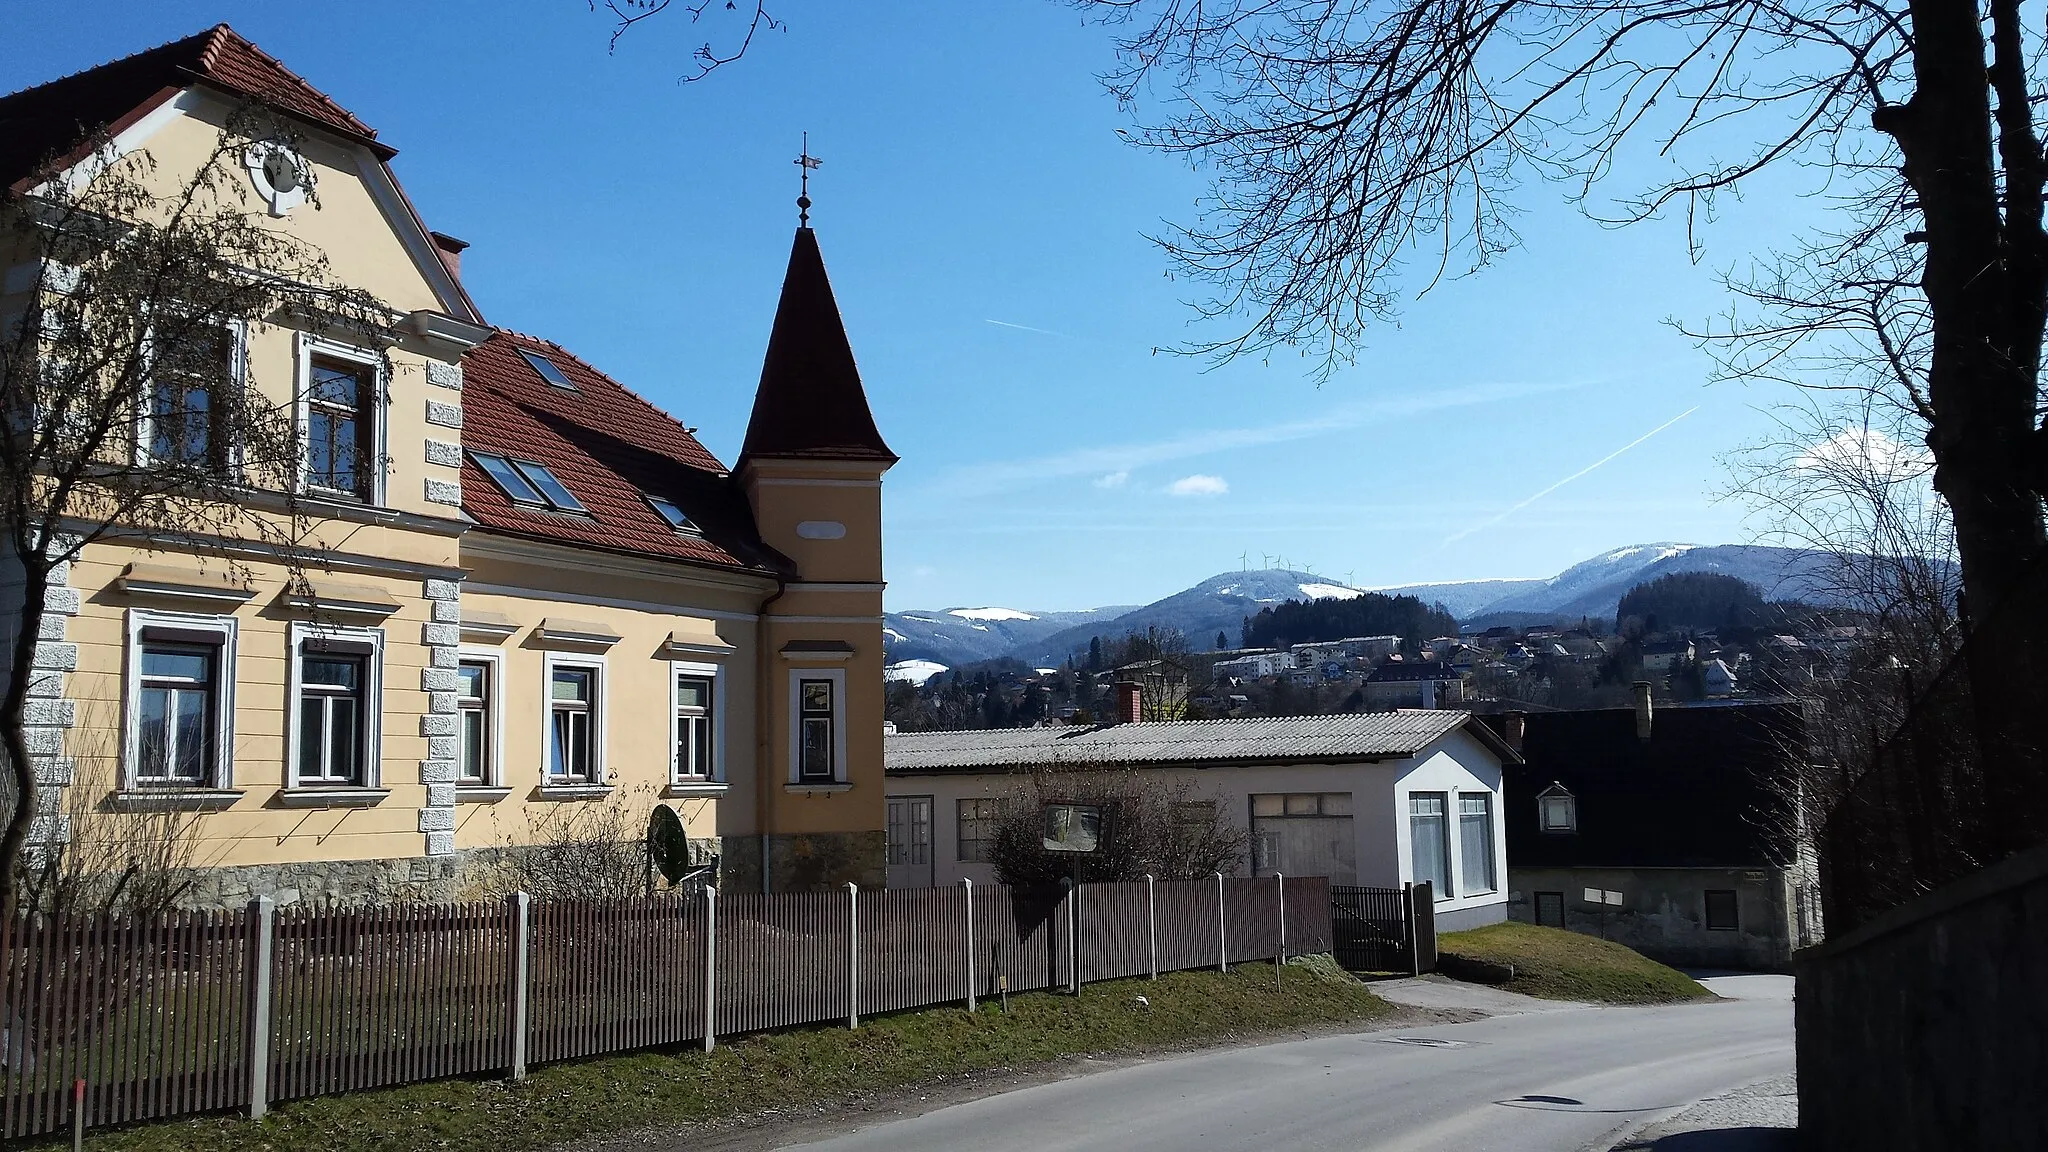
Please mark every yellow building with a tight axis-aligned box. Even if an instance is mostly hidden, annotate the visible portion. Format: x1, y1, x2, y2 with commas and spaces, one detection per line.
2, 26, 893, 902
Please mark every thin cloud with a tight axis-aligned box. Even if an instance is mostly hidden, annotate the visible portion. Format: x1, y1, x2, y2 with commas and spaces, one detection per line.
984, 318, 1066, 337
1094, 470, 1130, 489
1167, 474, 1229, 497
938, 378, 1586, 497
1441, 406, 1701, 546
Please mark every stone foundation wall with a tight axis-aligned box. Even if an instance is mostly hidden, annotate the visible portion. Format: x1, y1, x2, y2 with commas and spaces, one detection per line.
168, 836, 728, 910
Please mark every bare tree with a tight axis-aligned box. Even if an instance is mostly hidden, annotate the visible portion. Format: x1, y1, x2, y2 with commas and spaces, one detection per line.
13, 711, 211, 919
592, 0, 784, 80
1072, 0, 2046, 855
985, 765, 1249, 887
1, 109, 387, 916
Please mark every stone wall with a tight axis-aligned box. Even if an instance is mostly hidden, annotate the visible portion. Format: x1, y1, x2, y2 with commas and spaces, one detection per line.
1796, 842, 2048, 1152
1508, 865, 1795, 969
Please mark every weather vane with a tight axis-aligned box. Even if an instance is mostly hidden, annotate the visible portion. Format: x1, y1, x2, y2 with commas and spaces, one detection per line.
795, 132, 822, 226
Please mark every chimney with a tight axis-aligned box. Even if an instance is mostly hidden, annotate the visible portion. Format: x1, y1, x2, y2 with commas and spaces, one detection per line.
1503, 710, 1526, 752
1632, 681, 1654, 741
1115, 681, 1142, 724
429, 231, 469, 281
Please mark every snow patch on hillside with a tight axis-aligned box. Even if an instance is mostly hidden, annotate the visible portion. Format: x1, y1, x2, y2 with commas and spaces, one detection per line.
883, 627, 907, 642
949, 607, 1038, 621
1298, 583, 1365, 600
884, 659, 950, 686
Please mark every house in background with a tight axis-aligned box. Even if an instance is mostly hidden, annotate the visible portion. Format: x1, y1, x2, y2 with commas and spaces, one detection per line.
1362, 661, 1464, 708
4, 26, 894, 903
883, 696, 1519, 930
1485, 693, 1819, 968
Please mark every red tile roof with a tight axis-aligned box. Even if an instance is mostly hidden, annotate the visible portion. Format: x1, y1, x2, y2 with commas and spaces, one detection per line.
460, 331, 786, 575
739, 228, 896, 466
1, 24, 388, 188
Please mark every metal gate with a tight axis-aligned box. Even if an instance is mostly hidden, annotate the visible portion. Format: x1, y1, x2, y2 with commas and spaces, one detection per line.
1330, 882, 1435, 973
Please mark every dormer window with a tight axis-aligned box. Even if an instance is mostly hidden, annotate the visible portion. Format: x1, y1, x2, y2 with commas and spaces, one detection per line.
470, 451, 588, 515
519, 349, 577, 390
1536, 783, 1577, 833
644, 494, 699, 534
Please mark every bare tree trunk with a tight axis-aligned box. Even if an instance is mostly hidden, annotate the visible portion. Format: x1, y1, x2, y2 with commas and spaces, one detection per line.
1879, 0, 2048, 858
1, 555, 51, 922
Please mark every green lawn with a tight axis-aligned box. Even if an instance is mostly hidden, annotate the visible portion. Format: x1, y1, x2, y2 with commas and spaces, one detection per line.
1437, 922, 1715, 1004
59, 959, 1390, 1152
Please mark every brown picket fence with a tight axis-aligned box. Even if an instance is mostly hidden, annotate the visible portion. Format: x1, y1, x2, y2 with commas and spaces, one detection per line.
0, 876, 1332, 1140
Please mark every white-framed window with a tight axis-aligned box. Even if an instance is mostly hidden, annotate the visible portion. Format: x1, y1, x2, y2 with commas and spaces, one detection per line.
136, 318, 244, 475
456, 647, 504, 787
544, 654, 606, 784
670, 660, 725, 782
286, 621, 383, 789
294, 334, 385, 504
1458, 793, 1497, 894
787, 667, 847, 784
123, 609, 238, 789
1408, 792, 1451, 900
1537, 783, 1577, 833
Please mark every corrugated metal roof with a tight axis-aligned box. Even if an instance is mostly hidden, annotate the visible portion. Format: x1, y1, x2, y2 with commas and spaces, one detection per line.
886, 710, 1495, 774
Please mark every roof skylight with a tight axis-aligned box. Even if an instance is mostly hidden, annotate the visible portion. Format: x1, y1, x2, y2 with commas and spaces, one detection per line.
644, 494, 700, 534
470, 450, 588, 515
510, 459, 588, 513
518, 349, 577, 390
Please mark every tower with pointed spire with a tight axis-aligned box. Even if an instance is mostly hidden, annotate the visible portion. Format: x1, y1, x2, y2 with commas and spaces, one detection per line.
738, 213, 896, 890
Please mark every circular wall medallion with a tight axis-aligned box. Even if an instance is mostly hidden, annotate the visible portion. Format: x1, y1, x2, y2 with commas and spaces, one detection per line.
243, 142, 311, 216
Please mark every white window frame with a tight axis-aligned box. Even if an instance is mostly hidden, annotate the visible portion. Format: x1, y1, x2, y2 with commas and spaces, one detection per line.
293, 333, 387, 505
542, 652, 607, 786
285, 620, 384, 789
1407, 791, 1453, 902
786, 667, 848, 784
1458, 792, 1498, 895
134, 316, 247, 475
456, 646, 505, 788
1537, 784, 1578, 833
669, 659, 726, 784
122, 608, 238, 790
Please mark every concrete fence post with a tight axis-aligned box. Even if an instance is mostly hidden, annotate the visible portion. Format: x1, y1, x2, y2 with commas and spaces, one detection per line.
1275, 874, 1286, 988
1216, 872, 1228, 973
507, 891, 531, 1080
1145, 874, 1158, 981
1070, 881, 1081, 994
962, 878, 977, 1013
702, 889, 718, 1053
846, 882, 860, 1029
244, 896, 275, 1118
1402, 882, 1421, 978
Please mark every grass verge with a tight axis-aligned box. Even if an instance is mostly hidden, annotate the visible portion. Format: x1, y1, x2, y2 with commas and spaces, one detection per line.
58, 959, 1390, 1152
1438, 922, 1715, 1004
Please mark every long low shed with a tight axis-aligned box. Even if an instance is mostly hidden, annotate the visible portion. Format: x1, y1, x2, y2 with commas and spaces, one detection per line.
883, 709, 1520, 932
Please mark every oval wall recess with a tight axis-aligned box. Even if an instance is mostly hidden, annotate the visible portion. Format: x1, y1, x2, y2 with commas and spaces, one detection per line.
796, 521, 847, 540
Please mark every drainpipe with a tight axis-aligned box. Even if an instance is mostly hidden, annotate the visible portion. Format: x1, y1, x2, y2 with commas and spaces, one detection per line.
755, 575, 788, 894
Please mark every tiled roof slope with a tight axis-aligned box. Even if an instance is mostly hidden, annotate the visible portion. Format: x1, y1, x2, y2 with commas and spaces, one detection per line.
886, 710, 1517, 774
460, 331, 786, 574
1, 24, 386, 187
739, 228, 896, 465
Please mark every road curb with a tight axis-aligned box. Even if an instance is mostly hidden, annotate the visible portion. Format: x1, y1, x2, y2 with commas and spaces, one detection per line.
1578, 1072, 1795, 1152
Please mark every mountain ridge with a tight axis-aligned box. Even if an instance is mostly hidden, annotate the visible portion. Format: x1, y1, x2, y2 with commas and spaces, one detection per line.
881, 541, 1860, 673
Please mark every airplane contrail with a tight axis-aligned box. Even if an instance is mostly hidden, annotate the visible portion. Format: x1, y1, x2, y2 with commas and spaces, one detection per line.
1442, 405, 1702, 547
983, 318, 1065, 337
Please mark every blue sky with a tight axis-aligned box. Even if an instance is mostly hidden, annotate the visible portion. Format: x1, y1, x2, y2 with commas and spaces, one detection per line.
4, 2, 1816, 611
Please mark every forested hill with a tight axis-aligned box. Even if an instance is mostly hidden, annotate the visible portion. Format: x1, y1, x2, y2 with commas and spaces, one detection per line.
1242, 593, 1459, 650
1614, 571, 1820, 632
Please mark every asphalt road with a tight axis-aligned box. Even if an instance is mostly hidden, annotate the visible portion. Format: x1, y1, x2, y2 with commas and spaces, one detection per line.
784, 978, 1792, 1152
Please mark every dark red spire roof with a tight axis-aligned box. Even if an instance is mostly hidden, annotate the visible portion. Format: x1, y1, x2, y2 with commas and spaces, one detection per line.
1, 24, 389, 189
739, 227, 896, 466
